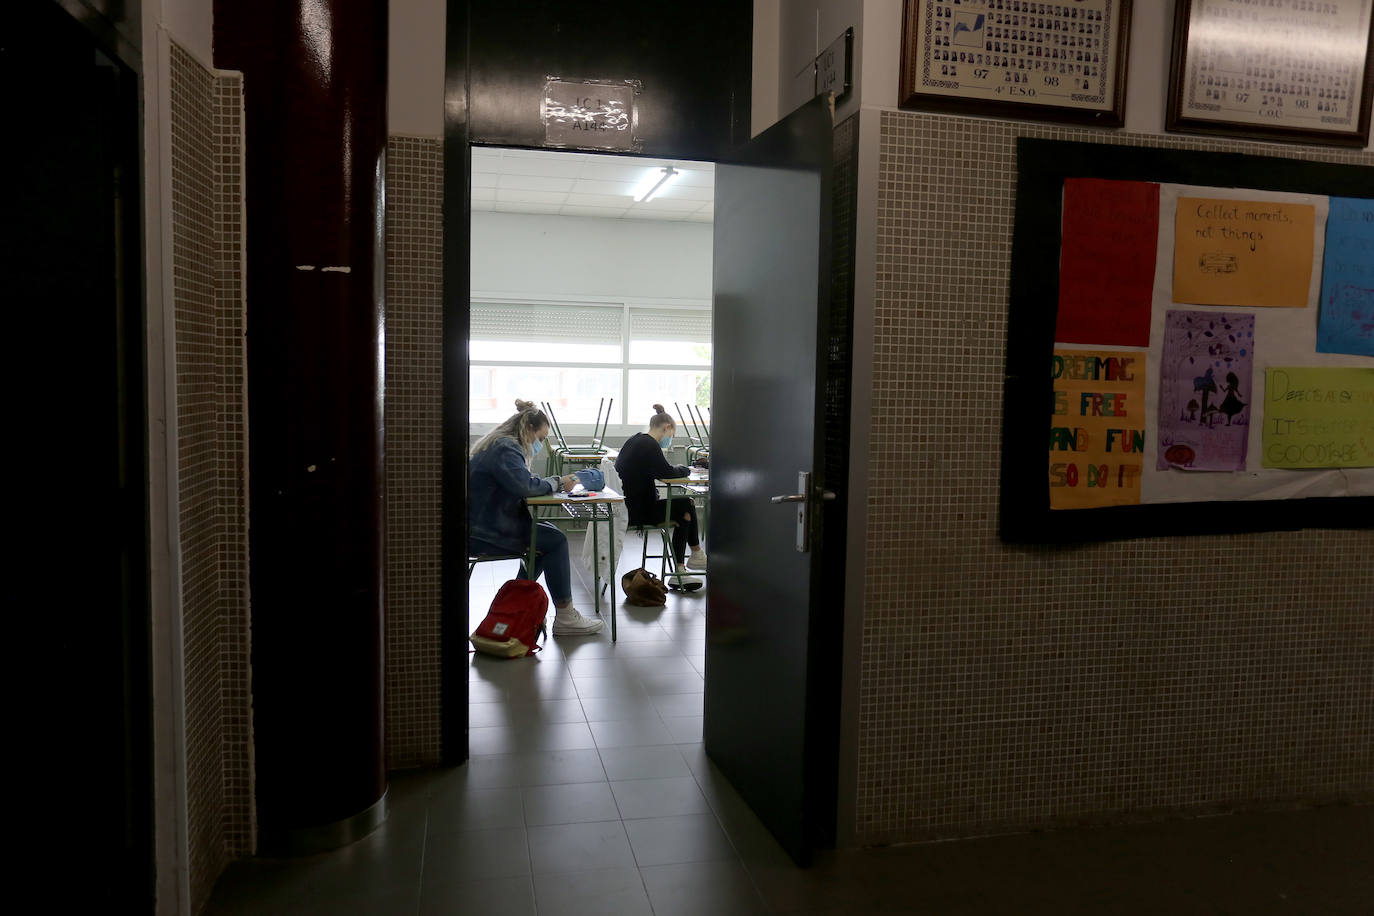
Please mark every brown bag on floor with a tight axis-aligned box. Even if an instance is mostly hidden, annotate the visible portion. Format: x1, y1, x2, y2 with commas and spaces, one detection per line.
621, 568, 669, 606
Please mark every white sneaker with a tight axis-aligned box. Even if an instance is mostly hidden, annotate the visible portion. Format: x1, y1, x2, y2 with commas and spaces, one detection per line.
552, 607, 605, 636
685, 551, 708, 571
667, 573, 704, 591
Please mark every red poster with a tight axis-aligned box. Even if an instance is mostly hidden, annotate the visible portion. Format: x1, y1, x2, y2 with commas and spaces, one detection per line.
1055, 178, 1160, 348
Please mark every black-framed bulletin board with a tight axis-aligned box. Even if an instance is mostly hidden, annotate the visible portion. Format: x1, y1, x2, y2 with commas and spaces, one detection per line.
1000, 139, 1374, 543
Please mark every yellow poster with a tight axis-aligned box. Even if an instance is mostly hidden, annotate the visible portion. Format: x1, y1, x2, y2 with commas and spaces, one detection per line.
1049, 349, 1146, 509
1261, 367, 1374, 469
1173, 197, 1315, 308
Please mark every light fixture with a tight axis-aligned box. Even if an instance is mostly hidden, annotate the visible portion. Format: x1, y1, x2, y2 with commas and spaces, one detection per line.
630, 166, 680, 203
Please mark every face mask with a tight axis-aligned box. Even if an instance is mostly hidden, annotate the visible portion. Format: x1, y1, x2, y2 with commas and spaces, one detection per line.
532, 438, 544, 456
659, 436, 673, 449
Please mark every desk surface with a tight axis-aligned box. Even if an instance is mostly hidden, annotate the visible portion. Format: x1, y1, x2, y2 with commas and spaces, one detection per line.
559, 449, 619, 462
663, 475, 709, 485
528, 486, 625, 506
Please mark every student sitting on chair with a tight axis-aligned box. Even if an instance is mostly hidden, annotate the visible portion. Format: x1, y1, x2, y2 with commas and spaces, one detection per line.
615, 404, 707, 587
469, 399, 604, 636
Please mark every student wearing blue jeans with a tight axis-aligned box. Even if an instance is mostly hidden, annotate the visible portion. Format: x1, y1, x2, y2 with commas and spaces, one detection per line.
469, 399, 604, 636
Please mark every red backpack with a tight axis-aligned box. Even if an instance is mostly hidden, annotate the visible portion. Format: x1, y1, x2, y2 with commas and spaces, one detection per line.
470, 580, 548, 658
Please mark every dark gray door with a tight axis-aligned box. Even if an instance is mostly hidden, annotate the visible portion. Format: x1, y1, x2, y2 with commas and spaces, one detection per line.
705, 95, 838, 866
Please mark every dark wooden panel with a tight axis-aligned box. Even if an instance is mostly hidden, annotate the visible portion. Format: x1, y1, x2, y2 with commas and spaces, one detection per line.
10, 0, 151, 906
465, 0, 752, 157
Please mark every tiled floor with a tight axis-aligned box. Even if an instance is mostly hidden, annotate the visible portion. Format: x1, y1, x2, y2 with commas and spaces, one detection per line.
207, 536, 1374, 915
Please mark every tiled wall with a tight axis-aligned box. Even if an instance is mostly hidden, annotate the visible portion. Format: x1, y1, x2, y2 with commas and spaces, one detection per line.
384, 137, 445, 768
169, 42, 252, 911
214, 71, 254, 864
856, 110, 1374, 845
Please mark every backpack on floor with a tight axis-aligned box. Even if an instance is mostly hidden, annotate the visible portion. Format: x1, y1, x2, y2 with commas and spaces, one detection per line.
621, 568, 669, 607
470, 580, 547, 658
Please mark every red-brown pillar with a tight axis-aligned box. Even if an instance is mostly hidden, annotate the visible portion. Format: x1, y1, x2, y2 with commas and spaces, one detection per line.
214, 0, 387, 852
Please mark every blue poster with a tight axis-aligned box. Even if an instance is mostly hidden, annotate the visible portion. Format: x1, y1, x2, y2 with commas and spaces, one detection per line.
1317, 197, 1374, 357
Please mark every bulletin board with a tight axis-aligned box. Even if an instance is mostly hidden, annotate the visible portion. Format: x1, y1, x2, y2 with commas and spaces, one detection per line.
1000, 139, 1374, 542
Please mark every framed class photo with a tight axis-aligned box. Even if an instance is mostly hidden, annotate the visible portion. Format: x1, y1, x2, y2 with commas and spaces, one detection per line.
899, 0, 1132, 126
1168, 0, 1374, 147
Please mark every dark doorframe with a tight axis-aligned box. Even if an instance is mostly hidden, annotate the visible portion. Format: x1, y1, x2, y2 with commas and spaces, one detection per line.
439, 0, 753, 766
439, 0, 473, 765
13, 0, 153, 907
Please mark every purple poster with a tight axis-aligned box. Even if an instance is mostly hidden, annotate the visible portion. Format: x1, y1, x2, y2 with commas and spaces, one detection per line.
1157, 310, 1256, 471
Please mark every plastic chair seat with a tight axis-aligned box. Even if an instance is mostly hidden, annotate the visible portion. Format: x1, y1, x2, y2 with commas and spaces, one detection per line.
468, 552, 535, 578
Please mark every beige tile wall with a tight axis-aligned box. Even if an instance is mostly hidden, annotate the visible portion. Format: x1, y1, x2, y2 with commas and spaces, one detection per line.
169, 41, 251, 911
214, 71, 253, 863
857, 110, 1374, 845
384, 137, 445, 768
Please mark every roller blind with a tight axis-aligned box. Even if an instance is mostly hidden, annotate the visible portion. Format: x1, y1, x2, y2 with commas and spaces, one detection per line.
628, 308, 712, 343
470, 302, 623, 346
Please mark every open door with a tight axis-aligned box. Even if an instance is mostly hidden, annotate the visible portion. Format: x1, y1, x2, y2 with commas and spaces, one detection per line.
704, 95, 841, 865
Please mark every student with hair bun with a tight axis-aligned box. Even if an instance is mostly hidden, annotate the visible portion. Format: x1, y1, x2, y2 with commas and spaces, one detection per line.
615, 404, 707, 586
469, 399, 604, 635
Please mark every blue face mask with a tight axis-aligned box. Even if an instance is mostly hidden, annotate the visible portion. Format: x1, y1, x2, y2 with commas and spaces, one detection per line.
659, 435, 673, 449
532, 438, 544, 456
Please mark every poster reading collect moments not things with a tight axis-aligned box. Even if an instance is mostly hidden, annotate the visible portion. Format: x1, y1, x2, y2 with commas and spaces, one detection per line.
1048, 178, 1374, 510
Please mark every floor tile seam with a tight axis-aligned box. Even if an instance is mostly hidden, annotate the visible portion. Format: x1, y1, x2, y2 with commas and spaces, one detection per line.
521, 788, 538, 904
683, 765, 780, 910
582, 697, 674, 735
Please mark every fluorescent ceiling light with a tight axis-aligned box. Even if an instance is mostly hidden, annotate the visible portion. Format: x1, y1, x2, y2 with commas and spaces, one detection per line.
630, 166, 680, 203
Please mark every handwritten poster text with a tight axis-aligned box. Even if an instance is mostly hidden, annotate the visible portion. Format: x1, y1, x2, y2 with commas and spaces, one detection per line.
1261, 367, 1374, 469
1050, 349, 1145, 509
1173, 197, 1315, 308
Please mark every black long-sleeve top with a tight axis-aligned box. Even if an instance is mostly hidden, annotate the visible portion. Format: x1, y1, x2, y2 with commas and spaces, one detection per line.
615, 432, 690, 525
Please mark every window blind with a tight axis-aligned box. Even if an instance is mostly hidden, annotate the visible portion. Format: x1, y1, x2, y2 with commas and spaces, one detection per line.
628, 308, 711, 343
470, 302, 623, 346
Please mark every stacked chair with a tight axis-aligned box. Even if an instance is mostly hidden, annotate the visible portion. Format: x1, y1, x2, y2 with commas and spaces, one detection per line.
542, 398, 613, 477
675, 402, 710, 466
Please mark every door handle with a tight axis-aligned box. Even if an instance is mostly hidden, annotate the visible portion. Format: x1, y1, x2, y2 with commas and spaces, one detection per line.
769, 491, 835, 504
768, 472, 836, 552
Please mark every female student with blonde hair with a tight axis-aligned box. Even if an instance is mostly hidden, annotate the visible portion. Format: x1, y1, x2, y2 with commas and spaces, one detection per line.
469, 400, 603, 635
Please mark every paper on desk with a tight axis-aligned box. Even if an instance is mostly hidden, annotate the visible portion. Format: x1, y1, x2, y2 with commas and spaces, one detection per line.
582, 457, 627, 576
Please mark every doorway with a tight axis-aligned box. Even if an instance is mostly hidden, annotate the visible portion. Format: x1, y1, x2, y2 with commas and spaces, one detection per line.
443, 98, 855, 866
463, 143, 717, 742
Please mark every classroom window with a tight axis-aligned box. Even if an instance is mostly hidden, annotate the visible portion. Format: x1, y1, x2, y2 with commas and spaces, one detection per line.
468, 366, 623, 423
469, 299, 711, 424
627, 369, 711, 418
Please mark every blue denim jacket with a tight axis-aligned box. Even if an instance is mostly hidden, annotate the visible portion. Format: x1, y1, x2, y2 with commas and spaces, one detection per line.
468, 437, 560, 554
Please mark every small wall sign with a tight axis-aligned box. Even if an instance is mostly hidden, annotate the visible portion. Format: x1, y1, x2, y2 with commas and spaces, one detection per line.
541, 78, 642, 151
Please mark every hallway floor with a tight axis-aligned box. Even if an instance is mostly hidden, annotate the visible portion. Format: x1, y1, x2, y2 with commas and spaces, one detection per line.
207, 543, 1373, 915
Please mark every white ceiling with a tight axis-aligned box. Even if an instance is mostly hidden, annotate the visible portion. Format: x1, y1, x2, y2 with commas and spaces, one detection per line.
471, 147, 714, 222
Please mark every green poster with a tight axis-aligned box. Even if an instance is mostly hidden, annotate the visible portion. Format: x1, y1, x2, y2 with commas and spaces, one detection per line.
1262, 367, 1374, 469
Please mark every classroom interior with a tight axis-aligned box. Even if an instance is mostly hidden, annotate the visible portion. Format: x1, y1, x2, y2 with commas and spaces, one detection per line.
26, 0, 1372, 914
